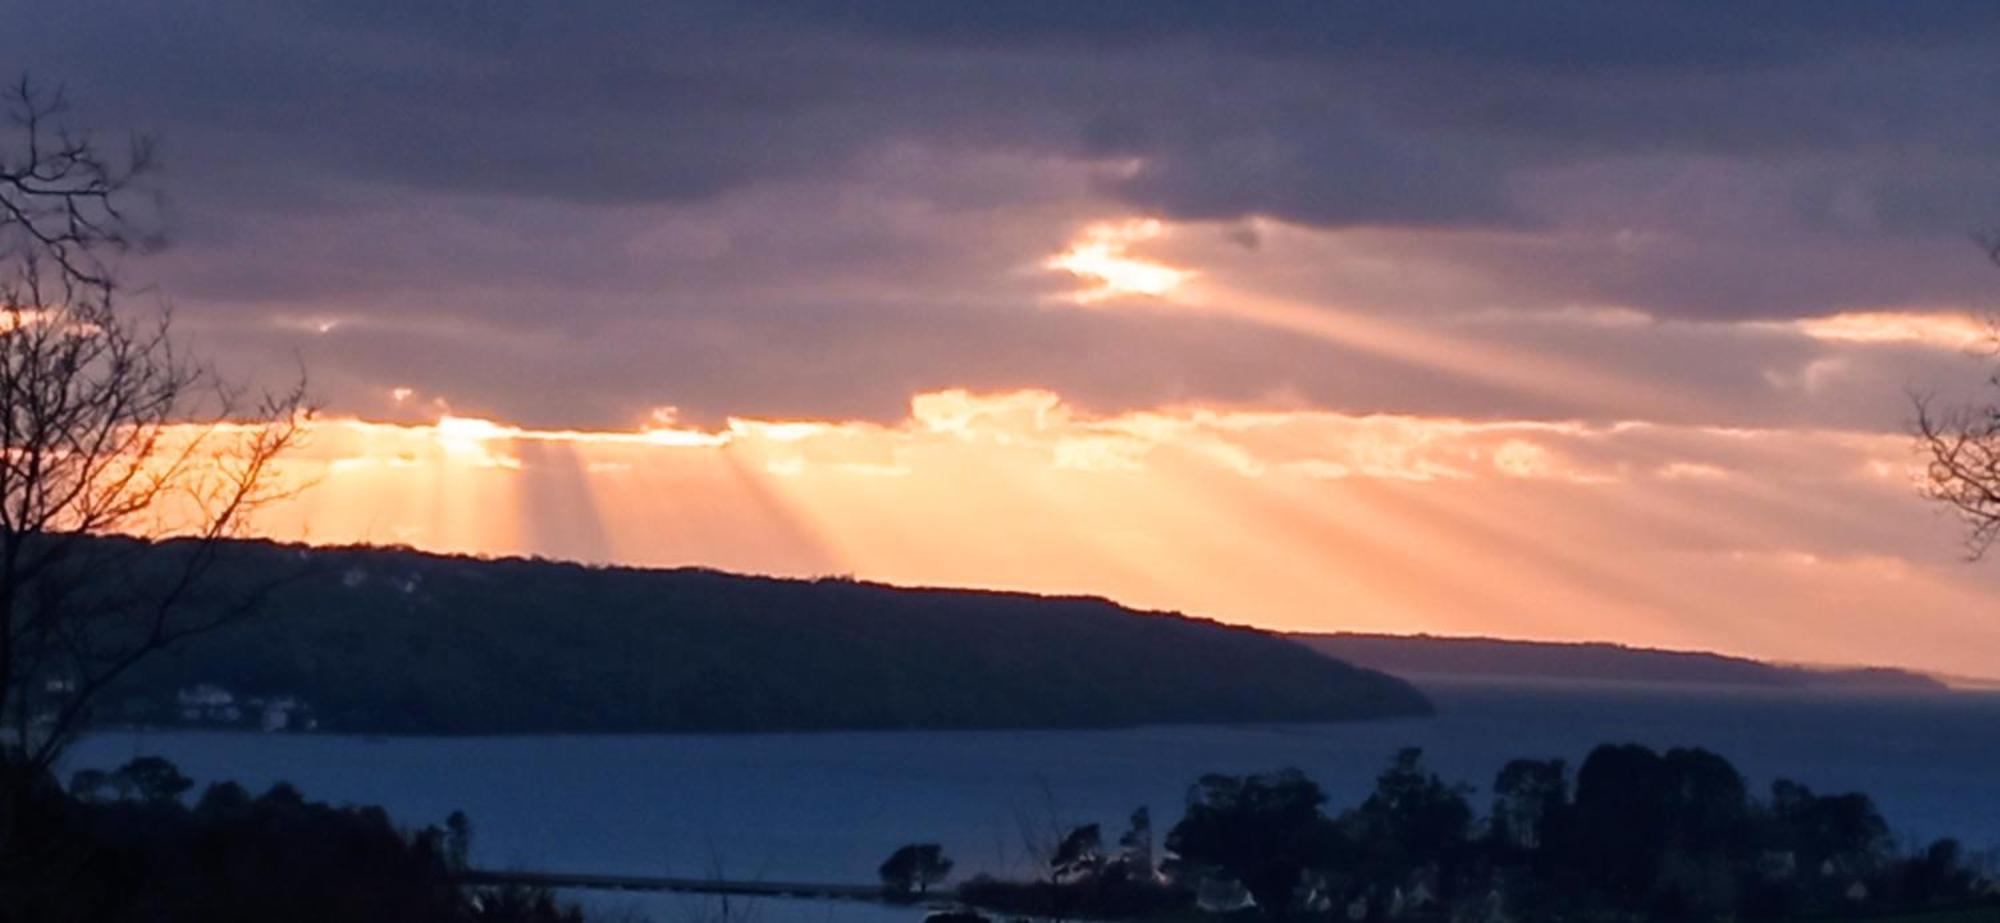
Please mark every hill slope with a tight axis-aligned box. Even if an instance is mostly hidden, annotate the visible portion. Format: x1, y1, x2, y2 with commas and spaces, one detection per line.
105, 541, 1432, 734
1294, 632, 1948, 692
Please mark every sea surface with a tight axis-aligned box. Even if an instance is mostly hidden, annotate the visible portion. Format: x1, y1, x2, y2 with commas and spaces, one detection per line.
69, 680, 2000, 921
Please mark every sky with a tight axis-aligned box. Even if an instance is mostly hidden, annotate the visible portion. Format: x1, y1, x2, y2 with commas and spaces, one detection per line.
7, 2, 2000, 675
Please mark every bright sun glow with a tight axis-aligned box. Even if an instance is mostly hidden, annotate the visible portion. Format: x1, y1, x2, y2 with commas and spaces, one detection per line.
433, 416, 521, 468
1787, 311, 1989, 350
1045, 219, 1191, 302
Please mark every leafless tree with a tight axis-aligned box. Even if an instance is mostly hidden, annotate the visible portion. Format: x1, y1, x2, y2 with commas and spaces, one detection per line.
1915, 232, 2000, 558
0, 77, 308, 818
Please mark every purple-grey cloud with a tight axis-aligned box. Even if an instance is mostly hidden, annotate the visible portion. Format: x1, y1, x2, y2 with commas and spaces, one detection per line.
4, 0, 2000, 426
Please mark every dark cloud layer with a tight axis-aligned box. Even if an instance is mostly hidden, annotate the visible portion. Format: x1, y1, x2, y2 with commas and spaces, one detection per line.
17, 1, 1988, 224
4, 1, 1999, 424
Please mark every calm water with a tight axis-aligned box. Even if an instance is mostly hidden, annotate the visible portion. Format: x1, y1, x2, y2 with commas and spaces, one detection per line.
68, 681, 2000, 918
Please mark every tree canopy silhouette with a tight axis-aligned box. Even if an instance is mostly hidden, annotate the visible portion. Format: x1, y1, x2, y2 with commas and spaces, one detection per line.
880, 842, 954, 897
3, 754, 579, 922
960, 745, 1984, 922
1166, 768, 1339, 917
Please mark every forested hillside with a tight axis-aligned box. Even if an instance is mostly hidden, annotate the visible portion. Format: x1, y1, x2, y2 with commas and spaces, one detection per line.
1297, 632, 1948, 692
102, 540, 1431, 734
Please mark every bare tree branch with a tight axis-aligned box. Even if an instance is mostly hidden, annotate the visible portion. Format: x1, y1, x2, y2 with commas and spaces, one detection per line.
0, 77, 309, 828
1913, 392, 2000, 559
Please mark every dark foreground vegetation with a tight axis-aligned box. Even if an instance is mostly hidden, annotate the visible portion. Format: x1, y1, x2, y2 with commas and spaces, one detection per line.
101, 538, 1428, 734
911, 744, 1997, 923
3, 741, 1995, 923
0, 754, 580, 923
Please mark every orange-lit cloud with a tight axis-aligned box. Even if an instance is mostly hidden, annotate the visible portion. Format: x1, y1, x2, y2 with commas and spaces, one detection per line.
1777, 310, 1990, 351
208, 389, 2000, 679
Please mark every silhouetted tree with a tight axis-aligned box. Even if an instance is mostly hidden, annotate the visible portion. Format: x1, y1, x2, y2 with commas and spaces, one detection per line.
445, 809, 473, 872
1767, 778, 1891, 882
1050, 823, 1104, 883
1486, 757, 1572, 917
1166, 768, 1338, 916
1652, 748, 1753, 916
1337, 748, 1475, 914
1490, 757, 1566, 851
1567, 743, 1672, 903
0, 77, 308, 833
1114, 806, 1154, 881
111, 755, 192, 804
880, 843, 954, 897
1562, 744, 1756, 916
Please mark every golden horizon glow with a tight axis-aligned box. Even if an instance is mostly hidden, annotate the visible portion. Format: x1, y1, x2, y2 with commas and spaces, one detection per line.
168, 389, 2000, 680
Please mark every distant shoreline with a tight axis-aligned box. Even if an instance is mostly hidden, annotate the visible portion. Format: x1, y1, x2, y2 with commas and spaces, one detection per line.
80, 680, 2000, 747
1393, 671, 1990, 698
1294, 631, 1967, 693
75, 712, 1448, 743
